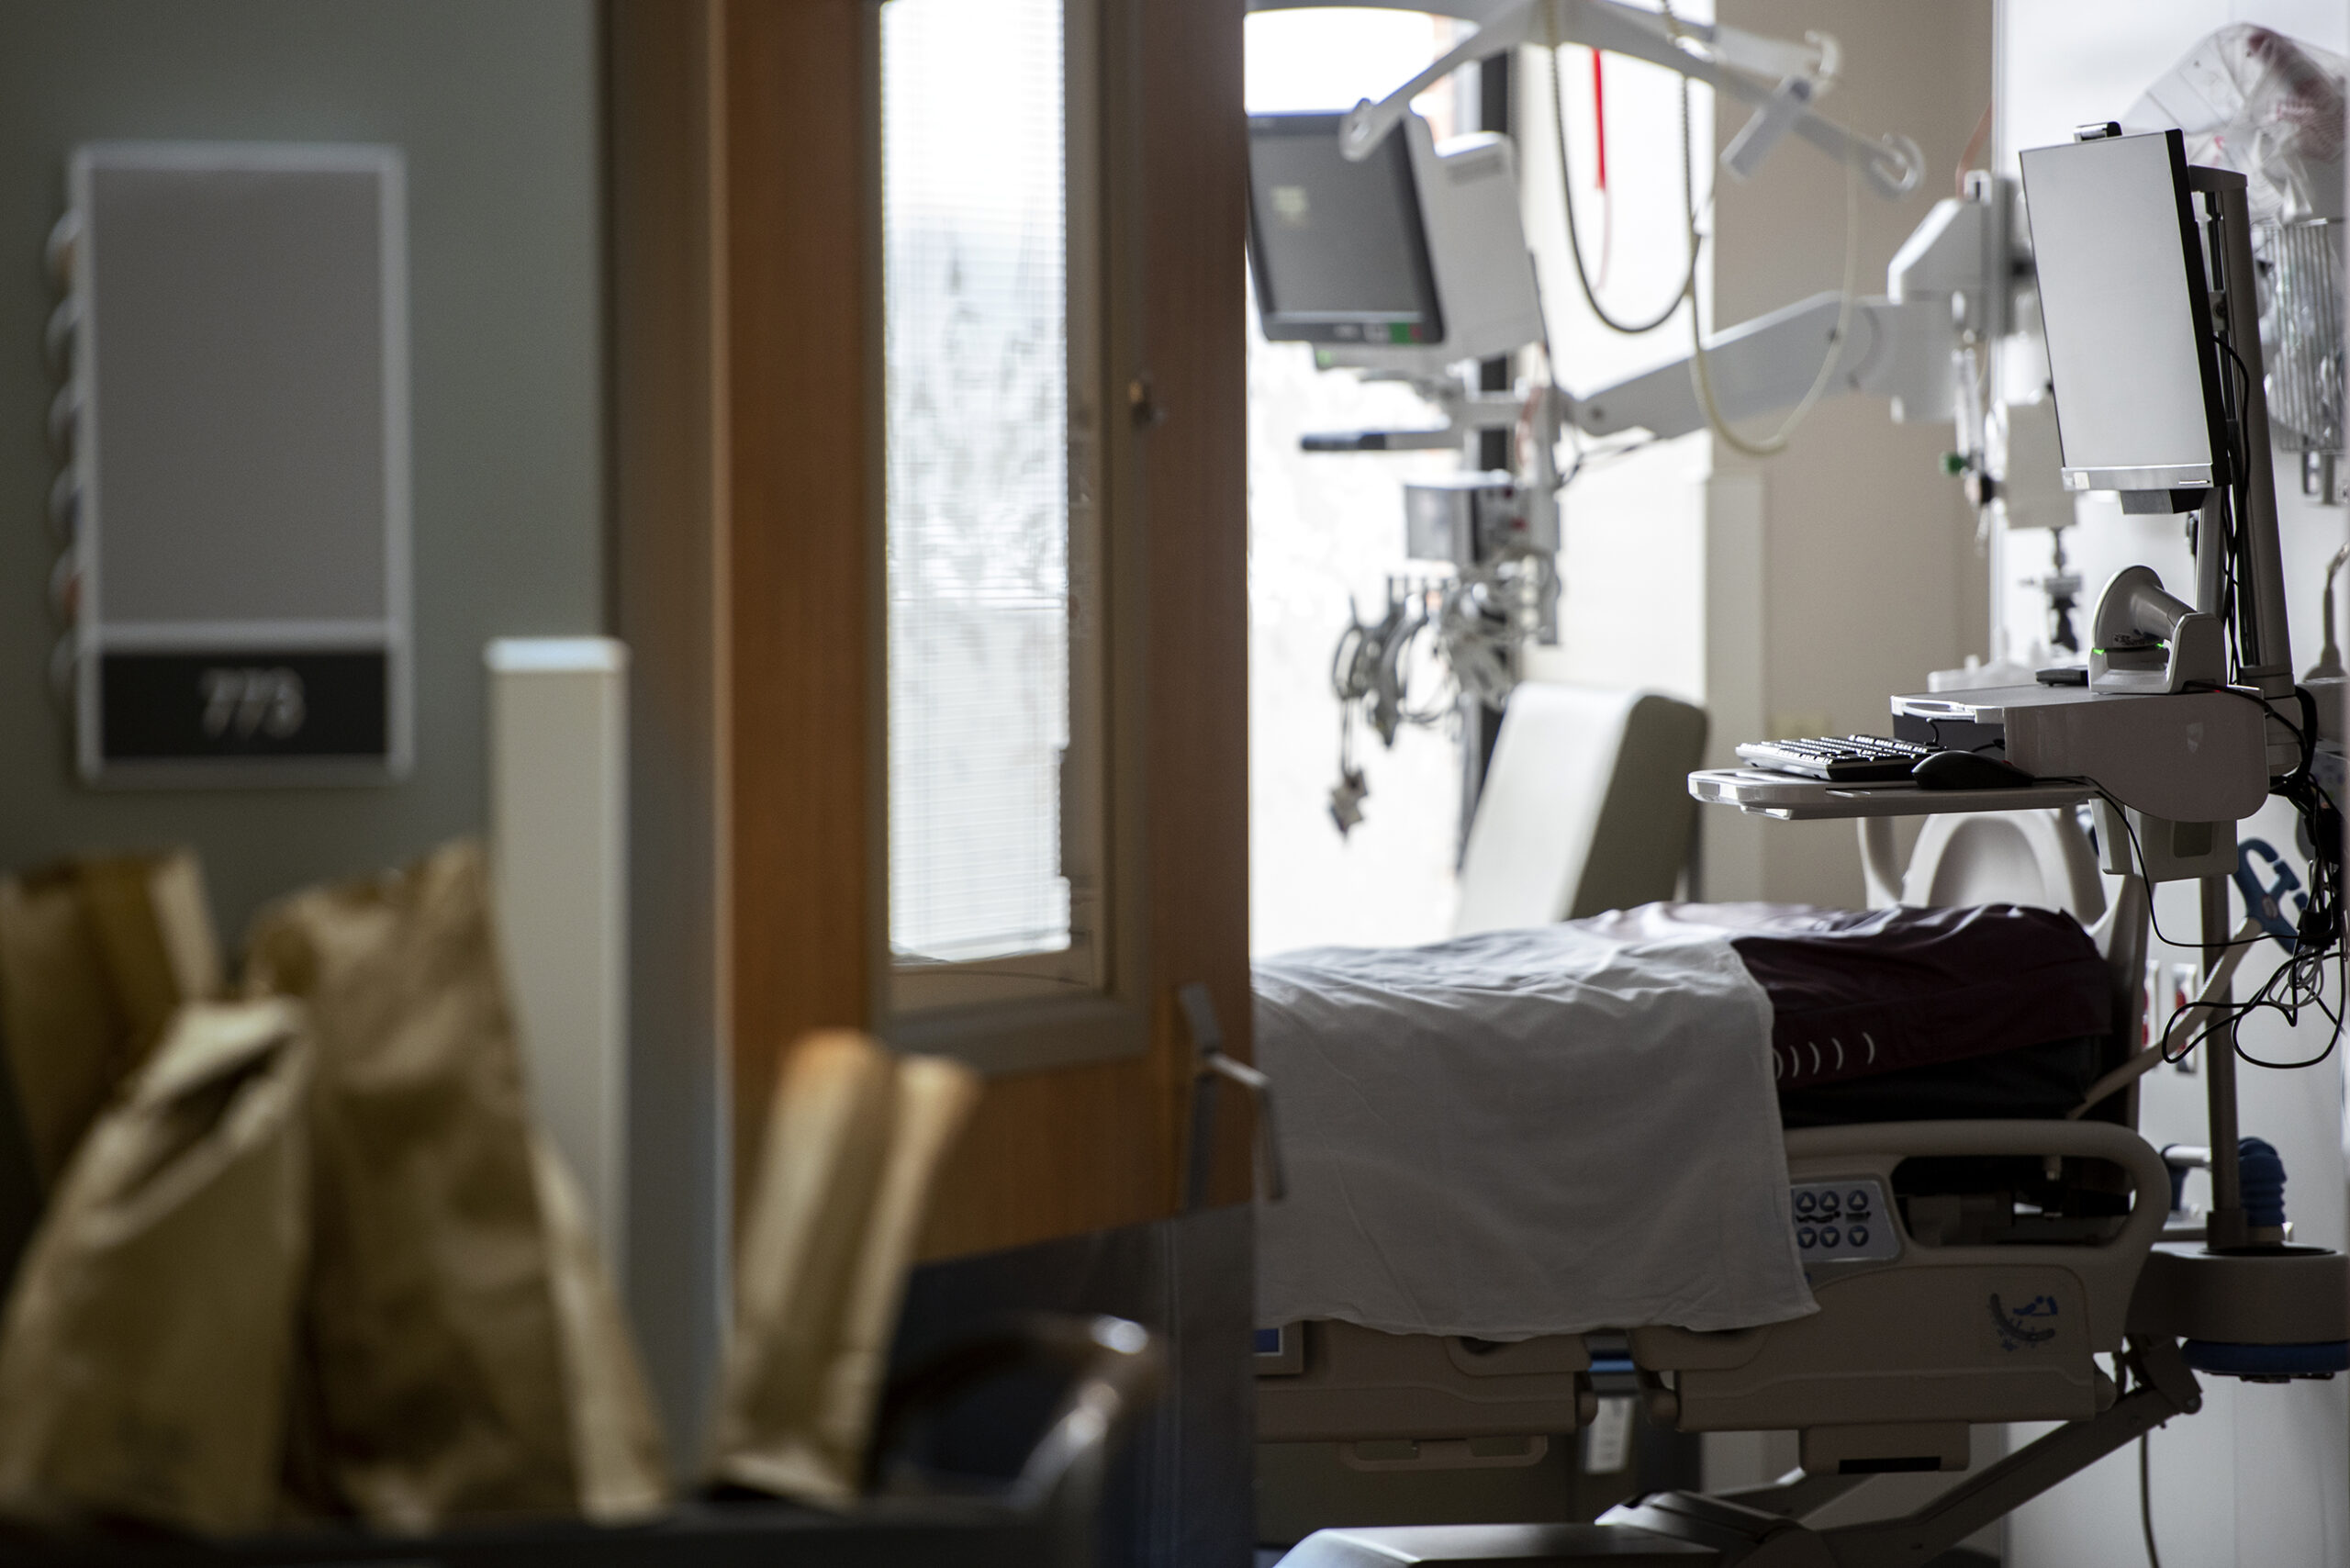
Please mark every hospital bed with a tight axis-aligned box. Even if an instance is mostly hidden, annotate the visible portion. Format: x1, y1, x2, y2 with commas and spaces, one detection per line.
1254, 115, 2350, 1559
1255, 685, 2217, 1564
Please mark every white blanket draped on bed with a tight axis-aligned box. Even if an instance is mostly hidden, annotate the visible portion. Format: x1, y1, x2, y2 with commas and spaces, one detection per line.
1252, 921, 1817, 1340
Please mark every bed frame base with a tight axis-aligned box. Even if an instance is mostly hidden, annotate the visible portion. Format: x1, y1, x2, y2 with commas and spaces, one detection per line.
1282, 1337, 2200, 1568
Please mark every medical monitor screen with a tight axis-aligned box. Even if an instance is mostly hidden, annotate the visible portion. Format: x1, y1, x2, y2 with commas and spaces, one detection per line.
2019, 129, 2228, 494
1248, 113, 1443, 347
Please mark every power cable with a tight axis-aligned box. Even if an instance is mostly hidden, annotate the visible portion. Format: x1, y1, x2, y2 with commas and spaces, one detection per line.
1545, 1, 1863, 456
1544, 16, 1695, 334
1686, 154, 1861, 457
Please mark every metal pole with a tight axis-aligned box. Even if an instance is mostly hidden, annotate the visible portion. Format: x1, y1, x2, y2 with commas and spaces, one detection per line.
2200, 873, 2246, 1249
2194, 171, 2295, 698
1458, 49, 1516, 862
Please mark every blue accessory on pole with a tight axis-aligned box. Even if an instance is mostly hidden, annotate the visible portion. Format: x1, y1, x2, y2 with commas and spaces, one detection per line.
2232, 838, 2306, 950
2238, 1137, 2287, 1231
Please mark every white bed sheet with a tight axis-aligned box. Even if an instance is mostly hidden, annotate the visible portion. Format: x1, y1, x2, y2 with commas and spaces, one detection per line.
1253, 920, 1817, 1340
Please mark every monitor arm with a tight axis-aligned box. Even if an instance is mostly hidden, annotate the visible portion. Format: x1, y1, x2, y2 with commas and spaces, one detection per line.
1248, 0, 1922, 199
1307, 179, 2018, 454
1301, 290, 1964, 464
1566, 172, 2022, 442
1563, 293, 1954, 440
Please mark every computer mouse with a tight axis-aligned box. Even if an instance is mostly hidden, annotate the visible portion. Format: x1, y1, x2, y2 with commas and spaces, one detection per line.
1912, 749, 2034, 790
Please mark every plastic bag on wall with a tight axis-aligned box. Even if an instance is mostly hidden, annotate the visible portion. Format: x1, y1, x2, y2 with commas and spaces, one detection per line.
2125, 25, 2346, 454
2125, 22, 2345, 223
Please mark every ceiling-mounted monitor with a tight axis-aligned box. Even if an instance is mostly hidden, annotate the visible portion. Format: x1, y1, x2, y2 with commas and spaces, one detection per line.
1247, 110, 1543, 374
1247, 111, 1442, 350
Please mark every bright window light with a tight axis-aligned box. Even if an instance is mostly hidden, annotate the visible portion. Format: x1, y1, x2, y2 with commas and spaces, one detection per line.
883, 0, 1080, 969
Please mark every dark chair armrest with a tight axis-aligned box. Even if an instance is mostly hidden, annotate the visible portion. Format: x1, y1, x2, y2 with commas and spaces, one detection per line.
869, 1311, 1164, 1561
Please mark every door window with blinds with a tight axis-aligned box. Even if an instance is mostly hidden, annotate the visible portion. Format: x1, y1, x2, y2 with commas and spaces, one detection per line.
882, 0, 1102, 1010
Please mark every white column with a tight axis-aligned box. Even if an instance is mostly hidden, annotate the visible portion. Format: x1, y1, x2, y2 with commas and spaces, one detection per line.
487, 636, 631, 1278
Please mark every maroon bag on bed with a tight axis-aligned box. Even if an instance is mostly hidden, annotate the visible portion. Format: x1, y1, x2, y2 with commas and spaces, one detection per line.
1720, 903, 2110, 1089
1573, 902, 2112, 1091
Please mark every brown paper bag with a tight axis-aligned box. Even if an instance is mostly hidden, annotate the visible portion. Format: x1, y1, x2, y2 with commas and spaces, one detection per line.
0, 851, 223, 1188
0, 1000, 311, 1537
531, 1133, 670, 1523
247, 840, 667, 1531
78, 853, 224, 1063
711, 1030, 979, 1506
0, 868, 127, 1188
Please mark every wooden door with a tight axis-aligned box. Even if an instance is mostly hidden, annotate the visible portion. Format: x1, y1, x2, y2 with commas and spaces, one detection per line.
609, 0, 1251, 1265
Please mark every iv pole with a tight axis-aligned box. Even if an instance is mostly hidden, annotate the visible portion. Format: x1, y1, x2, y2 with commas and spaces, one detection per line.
2187, 162, 2295, 1251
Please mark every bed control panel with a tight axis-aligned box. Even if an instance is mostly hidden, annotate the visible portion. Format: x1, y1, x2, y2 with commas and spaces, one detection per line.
1791, 1179, 1901, 1263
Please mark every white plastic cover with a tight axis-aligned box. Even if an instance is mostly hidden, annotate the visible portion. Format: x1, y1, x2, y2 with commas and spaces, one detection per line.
2122, 26, 2345, 451
2123, 24, 2344, 223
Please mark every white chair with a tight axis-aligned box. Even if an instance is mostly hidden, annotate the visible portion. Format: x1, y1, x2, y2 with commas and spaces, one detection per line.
1453, 683, 1709, 935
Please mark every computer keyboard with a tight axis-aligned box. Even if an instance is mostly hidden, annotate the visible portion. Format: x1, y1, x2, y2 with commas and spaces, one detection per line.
1735, 734, 1936, 783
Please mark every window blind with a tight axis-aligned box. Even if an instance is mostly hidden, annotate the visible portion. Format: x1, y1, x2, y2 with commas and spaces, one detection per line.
882, 0, 1077, 967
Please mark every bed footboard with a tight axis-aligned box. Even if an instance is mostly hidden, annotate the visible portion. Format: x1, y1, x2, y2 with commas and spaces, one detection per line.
1630, 1119, 2170, 1445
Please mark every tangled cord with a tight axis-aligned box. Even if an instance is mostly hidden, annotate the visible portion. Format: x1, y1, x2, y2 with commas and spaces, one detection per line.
2070, 685, 2346, 1074
1331, 561, 1556, 734
1543, 1, 1863, 456
1544, 17, 1695, 335
2089, 292, 2350, 1062
1686, 153, 1863, 457
1326, 554, 1557, 834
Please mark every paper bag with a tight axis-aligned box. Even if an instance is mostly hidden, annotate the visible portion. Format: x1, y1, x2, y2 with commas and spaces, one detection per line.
711, 1030, 979, 1506
0, 852, 222, 1189
0, 868, 131, 1189
78, 853, 224, 1064
531, 1133, 670, 1523
248, 841, 575, 1529
0, 1000, 310, 1537
247, 840, 667, 1530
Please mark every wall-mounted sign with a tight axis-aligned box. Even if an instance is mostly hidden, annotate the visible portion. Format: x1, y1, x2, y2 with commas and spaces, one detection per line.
59, 142, 410, 785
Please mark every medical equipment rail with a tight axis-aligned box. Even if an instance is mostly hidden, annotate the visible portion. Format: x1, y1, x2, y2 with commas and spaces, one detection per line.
1688, 767, 2091, 820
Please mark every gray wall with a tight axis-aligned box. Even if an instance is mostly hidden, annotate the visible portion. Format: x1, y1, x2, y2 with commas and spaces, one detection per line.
0, 0, 604, 940
1706, 0, 1997, 908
